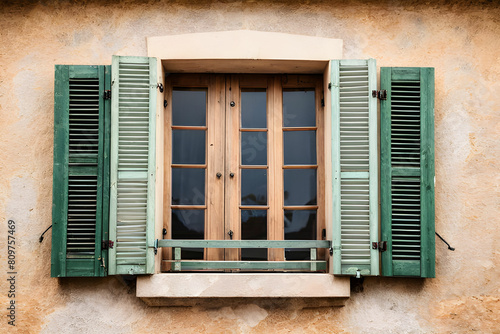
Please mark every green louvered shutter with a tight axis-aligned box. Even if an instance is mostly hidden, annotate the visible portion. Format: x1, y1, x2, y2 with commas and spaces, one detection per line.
109, 56, 157, 275
380, 67, 435, 278
52, 65, 111, 277
331, 59, 379, 276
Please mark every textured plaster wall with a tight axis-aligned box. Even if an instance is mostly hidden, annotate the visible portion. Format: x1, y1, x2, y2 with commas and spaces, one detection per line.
0, 0, 499, 333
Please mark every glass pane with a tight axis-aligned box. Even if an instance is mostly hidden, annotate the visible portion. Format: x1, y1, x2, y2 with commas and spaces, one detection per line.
172, 168, 205, 205
241, 90, 267, 129
284, 210, 317, 260
283, 90, 315, 127
284, 169, 317, 206
241, 169, 267, 205
172, 209, 204, 260
172, 89, 206, 126
283, 130, 316, 165
172, 130, 205, 164
241, 132, 267, 165
241, 210, 267, 261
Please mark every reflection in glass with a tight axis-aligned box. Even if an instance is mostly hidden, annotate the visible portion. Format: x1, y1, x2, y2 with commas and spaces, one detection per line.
172, 130, 206, 164
241, 210, 267, 260
283, 90, 315, 127
284, 131, 316, 165
172, 89, 207, 126
284, 169, 317, 205
172, 168, 205, 205
241, 90, 267, 129
172, 209, 204, 260
241, 132, 267, 165
284, 210, 317, 260
241, 169, 267, 205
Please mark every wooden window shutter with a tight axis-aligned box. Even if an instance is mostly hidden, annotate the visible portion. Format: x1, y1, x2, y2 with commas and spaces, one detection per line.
52, 65, 111, 277
108, 56, 157, 275
380, 67, 435, 277
331, 59, 379, 276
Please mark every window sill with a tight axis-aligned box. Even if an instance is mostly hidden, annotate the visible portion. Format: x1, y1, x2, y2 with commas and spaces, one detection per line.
136, 273, 350, 305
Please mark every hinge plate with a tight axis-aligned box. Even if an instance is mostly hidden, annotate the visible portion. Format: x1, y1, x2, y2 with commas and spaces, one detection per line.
103, 90, 111, 100
102, 240, 114, 250
372, 90, 387, 100
372, 241, 387, 252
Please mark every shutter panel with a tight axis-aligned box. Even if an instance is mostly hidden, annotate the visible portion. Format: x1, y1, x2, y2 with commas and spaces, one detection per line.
331, 59, 379, 275
380, 67, 435, 278
52, 65, 111, 277
109, 56, 157, 275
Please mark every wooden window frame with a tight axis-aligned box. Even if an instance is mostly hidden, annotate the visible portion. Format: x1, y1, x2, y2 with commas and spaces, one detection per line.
162, 73, 325, 270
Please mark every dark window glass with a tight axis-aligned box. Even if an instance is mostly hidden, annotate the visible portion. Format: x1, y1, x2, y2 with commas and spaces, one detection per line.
284, 169, 317, 206
284, 210, 317, 260
172, 89, 206, 126
172, 168, 205, 205
241, 169, 267, 206
283, 90, 315, 127
241, 132, 267, 165
284, 130, 316, 165
241, 90, 267, 129
241, 210, 267, 261
172, 209, 204, 260
172, 130, 205, 164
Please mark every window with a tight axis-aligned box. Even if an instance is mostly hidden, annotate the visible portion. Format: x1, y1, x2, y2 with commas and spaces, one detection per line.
162, 74, 325, 270
51, 33, 435, 289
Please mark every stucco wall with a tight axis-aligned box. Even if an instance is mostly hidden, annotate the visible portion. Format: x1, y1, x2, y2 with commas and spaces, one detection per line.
1, 0, 499, 333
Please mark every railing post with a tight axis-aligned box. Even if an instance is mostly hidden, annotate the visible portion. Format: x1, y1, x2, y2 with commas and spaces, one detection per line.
174, 247, 181, 271
310, 248, 317, 271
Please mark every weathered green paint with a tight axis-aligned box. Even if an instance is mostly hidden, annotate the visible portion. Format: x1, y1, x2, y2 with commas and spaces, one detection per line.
330, 59, 342, 275
108, 56, 157, 275
331, 59, 379, 276
51, 65, 70, 277
51, 65, 110, 277
419, 68, 436, 278
158, 239, 332, 248
380, 67, 393, 276
380, 67, 435, 278
168, 261, 327, 271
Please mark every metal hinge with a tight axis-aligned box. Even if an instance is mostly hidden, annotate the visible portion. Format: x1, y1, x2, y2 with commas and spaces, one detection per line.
372, 90, 387, 100
103, 90, 111, 100
372, 241, 387, 252
102, 240, 114, 250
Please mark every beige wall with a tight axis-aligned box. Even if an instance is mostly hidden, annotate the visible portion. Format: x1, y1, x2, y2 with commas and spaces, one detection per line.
1, 0, 499, 332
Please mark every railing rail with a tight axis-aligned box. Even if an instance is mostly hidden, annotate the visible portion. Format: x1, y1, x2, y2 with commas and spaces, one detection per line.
156, 239, 332, 272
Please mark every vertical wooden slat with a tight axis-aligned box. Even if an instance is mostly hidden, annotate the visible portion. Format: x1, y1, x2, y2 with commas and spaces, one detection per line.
52, 65, 70, 277
419, 68, 435, 278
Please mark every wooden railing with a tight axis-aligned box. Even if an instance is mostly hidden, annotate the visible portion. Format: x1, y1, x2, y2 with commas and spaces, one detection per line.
156, 239, 332, 272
